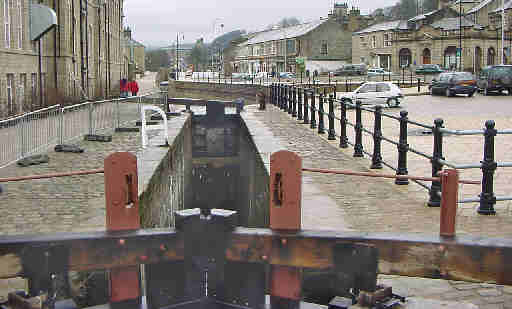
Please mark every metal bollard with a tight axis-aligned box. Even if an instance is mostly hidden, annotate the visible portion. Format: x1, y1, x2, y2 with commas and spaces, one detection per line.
279, 84, 284, 110
318, 93, 325, 134
395, 110, 409, 185
370, 105, 383, 169
339, 100, 348, 148
310, 90, 317, 129
440, 169, 459, 237
428, 118, 444, 207
285, 85, 290, 112
288, 86, 293, 115
292, 87, 297, 118
417, 78, 421, 93
345, 78, 349, 92
298, 87, 303, 121
328, 94, 336, 140
353, 101, 364, 157
478, 120, 497, 215
303, 89, 309, 124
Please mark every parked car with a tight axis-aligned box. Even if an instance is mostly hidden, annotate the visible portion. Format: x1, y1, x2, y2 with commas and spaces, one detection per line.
367, 68, 392, 76
255, 72, 269, 79
429, 72, 477, 97
338, 82, 403, 107
334, 64, 367, 76
279, 72, 296, 79
416, 64, 444, 74
476, 65, 512, 96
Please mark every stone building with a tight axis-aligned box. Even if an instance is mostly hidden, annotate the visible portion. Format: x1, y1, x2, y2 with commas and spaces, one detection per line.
124, 27, 145, 80
232, 3, 369, 75
0, 0, 128, 119
352, 0, 511, 73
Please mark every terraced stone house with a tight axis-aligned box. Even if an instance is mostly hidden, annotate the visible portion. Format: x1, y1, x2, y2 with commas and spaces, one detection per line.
0, 0, 129, 119
352, 0, 512, 73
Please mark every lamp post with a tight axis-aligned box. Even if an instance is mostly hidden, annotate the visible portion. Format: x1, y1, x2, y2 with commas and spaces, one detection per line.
459, 0, 462, 71
501, 0, 505, 64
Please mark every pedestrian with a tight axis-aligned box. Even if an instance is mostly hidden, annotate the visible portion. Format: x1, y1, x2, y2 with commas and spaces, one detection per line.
120, 78, 128, 98
130, 80, 139, 96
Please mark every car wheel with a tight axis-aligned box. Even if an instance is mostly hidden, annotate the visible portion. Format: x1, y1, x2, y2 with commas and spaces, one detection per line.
386, 98, 398, 108
509, 88, 512, 96
445, 88, 452, 97
429, 87, 434, 95
468, 91, 475, 97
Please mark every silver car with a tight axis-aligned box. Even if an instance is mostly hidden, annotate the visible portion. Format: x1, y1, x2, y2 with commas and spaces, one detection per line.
338, 82, 404, 107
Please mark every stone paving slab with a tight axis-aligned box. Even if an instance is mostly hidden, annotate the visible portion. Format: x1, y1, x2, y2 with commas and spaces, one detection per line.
244, 104, 512, 308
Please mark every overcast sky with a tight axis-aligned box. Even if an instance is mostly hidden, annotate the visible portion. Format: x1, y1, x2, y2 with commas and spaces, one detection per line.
124, 0, 398, 47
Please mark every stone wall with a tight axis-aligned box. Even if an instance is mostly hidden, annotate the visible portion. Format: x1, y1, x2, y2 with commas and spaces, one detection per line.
170, 80, 265, 103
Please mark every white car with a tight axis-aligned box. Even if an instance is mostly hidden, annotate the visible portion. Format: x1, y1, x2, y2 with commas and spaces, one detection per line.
367, 68, 392, 76
255, 72, 269, 79
338, 82, 403, 107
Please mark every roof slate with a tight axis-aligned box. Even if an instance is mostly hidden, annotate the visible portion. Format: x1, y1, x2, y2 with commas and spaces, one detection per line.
241, 19, 327, 45
430, 16, 483, 30
467, 0, 494, 14
354, 20, 408, 35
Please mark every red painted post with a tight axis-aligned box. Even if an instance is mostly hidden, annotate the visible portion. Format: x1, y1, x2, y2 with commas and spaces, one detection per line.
270, 150, 302, 308
440, 169, 459, 237
104, 152, 141, 304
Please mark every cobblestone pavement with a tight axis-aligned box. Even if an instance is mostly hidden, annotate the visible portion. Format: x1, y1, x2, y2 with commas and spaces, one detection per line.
306, 92, 512, 226
247, 104, 512, 308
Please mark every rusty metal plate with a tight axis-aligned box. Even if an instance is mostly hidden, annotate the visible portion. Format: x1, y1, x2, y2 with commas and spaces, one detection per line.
270, 266, 302, 300
109, 267, 141, 303
104, 152, 141, 303
105, 152, 140, 231
270, 151, 302, 230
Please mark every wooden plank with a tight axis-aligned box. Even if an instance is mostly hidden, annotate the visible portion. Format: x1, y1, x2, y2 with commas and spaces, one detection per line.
0, 230, 183, 279
225, 228, 512, 285
2, 228, 512, 285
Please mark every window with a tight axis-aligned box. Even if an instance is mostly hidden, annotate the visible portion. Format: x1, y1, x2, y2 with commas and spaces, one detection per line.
286, 40, 295, 54
7, 74, 14, 115
271, 41, 276, 55
17, 0, 21, 49
441, 30, 448, 36
321, 41, 328, 55
360, 36, 365, 42
371, 36, 376, 48
384, 33, 392, 47
358, 83, 376, 93
376, 83, 390, 92
4, 0, 10, 48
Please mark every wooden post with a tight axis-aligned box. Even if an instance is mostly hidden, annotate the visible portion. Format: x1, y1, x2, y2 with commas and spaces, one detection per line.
104, 152, 141, 305
440, 169, 459, 237
270, 151, 303, 309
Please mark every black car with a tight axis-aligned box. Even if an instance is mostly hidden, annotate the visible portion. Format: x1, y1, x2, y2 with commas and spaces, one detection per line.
476, 65, 512, 96
334, 64, 367, 76
429, 72, 477, 97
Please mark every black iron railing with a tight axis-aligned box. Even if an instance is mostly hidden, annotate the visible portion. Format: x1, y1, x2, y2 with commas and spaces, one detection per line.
269, 83, 512, 215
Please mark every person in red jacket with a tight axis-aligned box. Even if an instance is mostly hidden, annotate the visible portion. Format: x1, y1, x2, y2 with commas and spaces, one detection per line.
129, 80, 139, 97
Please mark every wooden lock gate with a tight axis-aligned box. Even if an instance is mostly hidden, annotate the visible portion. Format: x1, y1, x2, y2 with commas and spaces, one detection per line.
1, 151, 512, 309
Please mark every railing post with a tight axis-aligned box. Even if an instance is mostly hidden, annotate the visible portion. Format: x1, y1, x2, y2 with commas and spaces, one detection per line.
292, 86, 297, 117
345, 78, 349, 92
370, 105, 383, 169
478, 120, 497, 215
288, 86, 293, 115
317, 92, 325, 134
20, 114, 27, 158
310, 90, 317, 129
339, 101, 348, 148
117, 99, 121, 129
417, 78, 421, 93
297, 87, 303, 120
440, 169, 459, 237
428, 118, 444, 207
88, 101, 93, 135
328, 94, 336, 140
59, 107, 64, 145
303, 89, 309, 124
278, 84, 283, 110
395, 110, 409, 185
353, 100, 364, 157
283, 85, 288, 111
